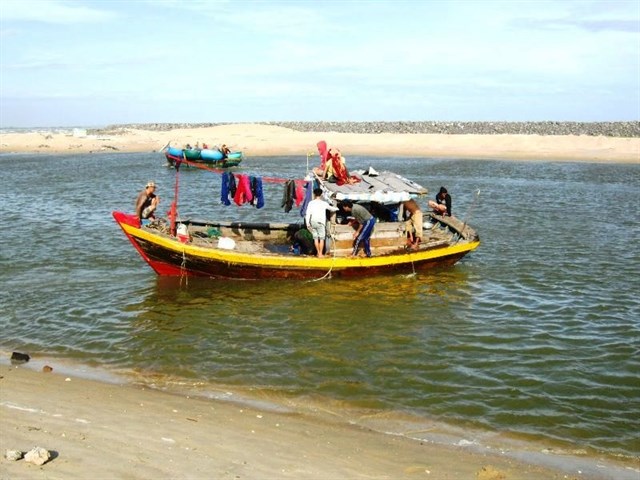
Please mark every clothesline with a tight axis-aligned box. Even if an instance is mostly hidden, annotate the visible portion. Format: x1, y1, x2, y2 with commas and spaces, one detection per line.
176, 158, 306, 184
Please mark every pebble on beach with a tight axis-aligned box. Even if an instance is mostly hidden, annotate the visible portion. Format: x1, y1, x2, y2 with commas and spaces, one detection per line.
10, 352, 30, 364
5, 450, 24, 461
24, 447, 52, 466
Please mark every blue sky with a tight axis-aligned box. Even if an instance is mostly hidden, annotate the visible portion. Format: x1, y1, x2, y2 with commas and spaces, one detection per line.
1, 0, 638, 127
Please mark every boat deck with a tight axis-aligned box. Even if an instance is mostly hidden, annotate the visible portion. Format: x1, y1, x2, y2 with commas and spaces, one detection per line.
144, 213, 473, 258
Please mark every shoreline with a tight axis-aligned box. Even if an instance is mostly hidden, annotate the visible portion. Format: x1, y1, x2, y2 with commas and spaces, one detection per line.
1, 123, 639, 163
1, 356, 638, 480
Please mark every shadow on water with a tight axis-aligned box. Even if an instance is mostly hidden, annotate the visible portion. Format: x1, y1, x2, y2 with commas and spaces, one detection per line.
129, 267, 475, 336
118, 268, 477, 395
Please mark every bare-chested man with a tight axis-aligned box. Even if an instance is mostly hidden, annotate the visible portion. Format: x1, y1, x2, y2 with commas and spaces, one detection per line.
403, 199, 423, 249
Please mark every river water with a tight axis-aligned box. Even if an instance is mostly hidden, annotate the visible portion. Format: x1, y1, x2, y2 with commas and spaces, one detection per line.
1, 152, 638, 475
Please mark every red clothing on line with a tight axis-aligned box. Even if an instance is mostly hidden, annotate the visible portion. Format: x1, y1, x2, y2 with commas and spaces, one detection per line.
234, 174, 253, 206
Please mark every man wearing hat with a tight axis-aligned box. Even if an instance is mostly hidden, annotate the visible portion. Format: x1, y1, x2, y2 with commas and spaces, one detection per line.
135, 181, 160, 220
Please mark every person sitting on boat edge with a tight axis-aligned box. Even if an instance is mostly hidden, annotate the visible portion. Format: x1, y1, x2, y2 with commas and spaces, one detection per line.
403, 198, 423, 249
219, 144, 231, 159
428, 187, 452, 216
324, 148, 358, 185
135, 181, 160, 221
305, 188, 339, 258
339, 200, 376, 257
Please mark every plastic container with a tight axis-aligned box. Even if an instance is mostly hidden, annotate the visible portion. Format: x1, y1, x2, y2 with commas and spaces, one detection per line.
218, 237, 236, 250
176, 224, 189, 243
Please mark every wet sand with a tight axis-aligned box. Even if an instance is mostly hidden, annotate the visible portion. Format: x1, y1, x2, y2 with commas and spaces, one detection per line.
1, 123, 638, 163
2, 364, 625, 480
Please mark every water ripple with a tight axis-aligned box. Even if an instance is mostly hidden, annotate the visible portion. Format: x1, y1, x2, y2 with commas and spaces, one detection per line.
1, 154, 639, 462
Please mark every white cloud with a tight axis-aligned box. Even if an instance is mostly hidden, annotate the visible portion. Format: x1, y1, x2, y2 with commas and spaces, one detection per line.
1, 0, 117, 24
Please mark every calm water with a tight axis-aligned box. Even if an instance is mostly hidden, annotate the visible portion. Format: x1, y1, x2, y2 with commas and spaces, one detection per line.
1, 152, 639, 471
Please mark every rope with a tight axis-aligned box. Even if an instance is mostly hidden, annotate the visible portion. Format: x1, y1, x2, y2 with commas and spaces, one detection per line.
180, 249, 188, 287
307, 223, 337, 282
175, 157, 301, 184
458, 189, 481, 242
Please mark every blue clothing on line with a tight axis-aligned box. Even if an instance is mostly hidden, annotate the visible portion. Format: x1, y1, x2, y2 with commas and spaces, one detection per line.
220, 172, 231, 206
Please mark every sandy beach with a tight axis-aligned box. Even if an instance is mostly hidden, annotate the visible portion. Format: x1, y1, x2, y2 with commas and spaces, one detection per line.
1, 123, 639, 163
3, 362, 627, 480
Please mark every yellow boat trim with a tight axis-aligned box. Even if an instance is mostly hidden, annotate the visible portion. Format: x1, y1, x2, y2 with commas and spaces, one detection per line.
122, 223, 480, 270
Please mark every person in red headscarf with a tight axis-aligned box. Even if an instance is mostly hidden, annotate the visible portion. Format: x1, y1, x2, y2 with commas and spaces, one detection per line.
317, 140, 329, 170
313, 140, 329, 177
324, 148, 358, 185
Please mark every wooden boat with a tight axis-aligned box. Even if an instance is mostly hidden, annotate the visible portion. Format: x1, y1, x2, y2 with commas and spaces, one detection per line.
113, 168, 480, 280
164, 146, 242, 168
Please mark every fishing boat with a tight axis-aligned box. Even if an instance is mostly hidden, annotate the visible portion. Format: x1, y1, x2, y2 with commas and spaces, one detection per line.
200, 149, 243, 162
113, 161, 480, 280
164, 146, 243, 168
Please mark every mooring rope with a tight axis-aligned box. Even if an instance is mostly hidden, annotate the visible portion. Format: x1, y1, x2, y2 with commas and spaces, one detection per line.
307, 224, 337, 282
459, 189, 481, 242
180, 249, 188, 287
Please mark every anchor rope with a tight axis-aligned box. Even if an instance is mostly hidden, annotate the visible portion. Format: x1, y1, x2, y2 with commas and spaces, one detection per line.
458, 189, 481, 242
180, 249, 188, 287
308, 223, 337, 282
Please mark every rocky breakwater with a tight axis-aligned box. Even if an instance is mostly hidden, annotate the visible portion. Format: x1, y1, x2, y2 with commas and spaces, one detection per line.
90, 121, 640, 138
262, 121, 640, 137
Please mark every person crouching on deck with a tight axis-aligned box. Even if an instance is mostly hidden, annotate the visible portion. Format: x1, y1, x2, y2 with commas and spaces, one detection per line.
135, 181, 160, 221
403, 198, 423, 249
428, 187, 452, 216
339, 200, 376, 257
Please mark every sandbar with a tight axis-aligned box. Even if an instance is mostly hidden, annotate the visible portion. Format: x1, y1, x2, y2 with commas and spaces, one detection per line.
1, 123, 638, 163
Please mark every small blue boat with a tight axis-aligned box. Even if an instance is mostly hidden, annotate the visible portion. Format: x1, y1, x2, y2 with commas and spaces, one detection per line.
200, 148, 224, 161
164, 146, 243, 168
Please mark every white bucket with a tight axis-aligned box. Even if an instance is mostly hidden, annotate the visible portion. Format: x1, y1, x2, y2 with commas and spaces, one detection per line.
218, 237, 236, 250
176, 224, 189, 243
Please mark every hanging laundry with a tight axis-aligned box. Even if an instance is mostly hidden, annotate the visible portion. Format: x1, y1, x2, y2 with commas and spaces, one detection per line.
250, 176, 257, 206
299, 180, 313, 218
228, 172, 237, 197
294, 180, 305, 207
220, 171, 231, 206
281, 180, 295, 213
234, 174, 253, 206
250, 176, 265, 209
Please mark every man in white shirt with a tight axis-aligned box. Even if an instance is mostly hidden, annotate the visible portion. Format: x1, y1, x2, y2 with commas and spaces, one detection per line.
304, 188, 338, 258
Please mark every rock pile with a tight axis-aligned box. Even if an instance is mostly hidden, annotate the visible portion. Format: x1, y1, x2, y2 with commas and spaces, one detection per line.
264, 121, 640, 137
89, 121, 640, 138
5, 447, 51, 466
